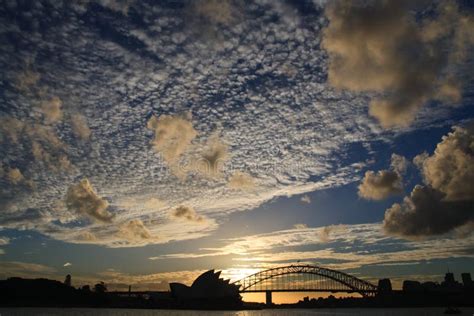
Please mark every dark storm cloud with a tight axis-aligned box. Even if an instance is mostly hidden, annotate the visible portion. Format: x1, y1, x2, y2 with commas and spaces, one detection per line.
323, 0, 474, 127
383, 185, 473, 238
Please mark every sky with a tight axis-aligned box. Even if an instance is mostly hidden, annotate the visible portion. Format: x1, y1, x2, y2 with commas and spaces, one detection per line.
0, 0, 473, 304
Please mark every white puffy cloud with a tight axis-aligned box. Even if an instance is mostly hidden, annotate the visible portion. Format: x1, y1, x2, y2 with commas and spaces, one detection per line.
413, 151, 429, 169
300, 195, 311, 204
417, 123, 474, 201
146, 114, 197, 167
118, 219, 153, 241
71, 114, 91, 140
390, 153, 408, 175
171, 206, 204, 222
40, 96, 63, 123
358, 170, 403, 200
383, 122, 474, 238
6, 167, 24, 185
65, 179, 113, 223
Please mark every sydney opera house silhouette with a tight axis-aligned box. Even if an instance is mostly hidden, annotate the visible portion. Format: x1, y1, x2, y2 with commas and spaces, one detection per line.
170, 270, 241, 307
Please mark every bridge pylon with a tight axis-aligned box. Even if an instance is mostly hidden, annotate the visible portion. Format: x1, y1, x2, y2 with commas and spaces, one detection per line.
265, 290, 272, 305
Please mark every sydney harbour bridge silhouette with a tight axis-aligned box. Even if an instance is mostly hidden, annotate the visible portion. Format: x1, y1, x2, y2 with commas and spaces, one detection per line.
233, 264, 378, 305
116, 264, 378, 305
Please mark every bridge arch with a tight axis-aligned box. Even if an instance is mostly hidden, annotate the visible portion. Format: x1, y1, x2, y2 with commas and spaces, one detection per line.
233, 265, 377, 298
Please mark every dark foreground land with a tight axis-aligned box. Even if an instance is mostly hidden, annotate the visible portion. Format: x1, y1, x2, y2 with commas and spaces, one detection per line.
1, 277, 474, 310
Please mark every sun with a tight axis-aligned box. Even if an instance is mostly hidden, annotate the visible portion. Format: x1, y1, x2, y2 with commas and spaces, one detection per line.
221, 268, 262, 282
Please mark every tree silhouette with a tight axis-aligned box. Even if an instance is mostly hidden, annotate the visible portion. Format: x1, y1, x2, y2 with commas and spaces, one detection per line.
94, 281, 107, 293
81, 285, 91, 292
64, 274, 72, 287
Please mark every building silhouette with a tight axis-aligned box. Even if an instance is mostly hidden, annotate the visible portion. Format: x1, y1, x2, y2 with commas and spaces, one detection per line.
169, 270, 241, 308
461, 273, 472, 288
377, 279, 392, 294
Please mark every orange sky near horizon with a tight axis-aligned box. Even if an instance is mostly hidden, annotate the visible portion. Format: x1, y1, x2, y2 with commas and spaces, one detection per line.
242, 292, 361, 304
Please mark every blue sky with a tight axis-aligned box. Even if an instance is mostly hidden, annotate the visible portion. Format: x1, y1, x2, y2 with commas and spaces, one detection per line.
0, 0, 473, 300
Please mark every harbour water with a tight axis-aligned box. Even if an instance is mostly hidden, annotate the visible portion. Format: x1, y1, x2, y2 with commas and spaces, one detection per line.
1, 308, 474, 316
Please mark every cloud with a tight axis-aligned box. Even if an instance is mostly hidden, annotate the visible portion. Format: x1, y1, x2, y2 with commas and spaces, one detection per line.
0, 117, 25, 144
2, 0, 471, 250
228, 172, 255, 190
322, 1, 473, 127
143, 198, 166, 210
63, 262, 72, 267
65, 179, 113, 223
71, 114, 91, 140
96, 269, 204, 291
171, 206, 204, 222
99, 0, 134, 16
6, 167, 24, 185
118, 197, 167, 213
383, 123, 474, 238
358, 170, 403, 200
0, 261, 56, 279
196, 135, 228, 176
383, 185, 473, 238
14, 69, 40, 92
0, 237, 10, 246
417, 123, 474, 201
76, 231, 98, 242
40, 96, 63, 123
0, 115, 71, 173
293, 223, 308, 229
147, 114, 197, 167
31, 141, 72, 172
300, 195, 311, 204
318, 224, 345, 243
436, 79, 462, 103
118, 219, 152, 241
150, 223, 474, 271
413, 151, 429, 169
192, 0, 235, 25
390, 153, 408, 174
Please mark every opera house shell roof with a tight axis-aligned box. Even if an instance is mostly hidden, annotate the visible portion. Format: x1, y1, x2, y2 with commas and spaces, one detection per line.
170, 270, 240, 301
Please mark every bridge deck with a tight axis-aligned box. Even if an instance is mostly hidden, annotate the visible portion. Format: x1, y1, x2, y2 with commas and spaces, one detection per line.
240, 289, 377, 293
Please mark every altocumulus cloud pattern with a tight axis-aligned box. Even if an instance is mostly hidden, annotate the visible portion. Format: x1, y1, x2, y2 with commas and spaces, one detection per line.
0, 0, 473, 248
